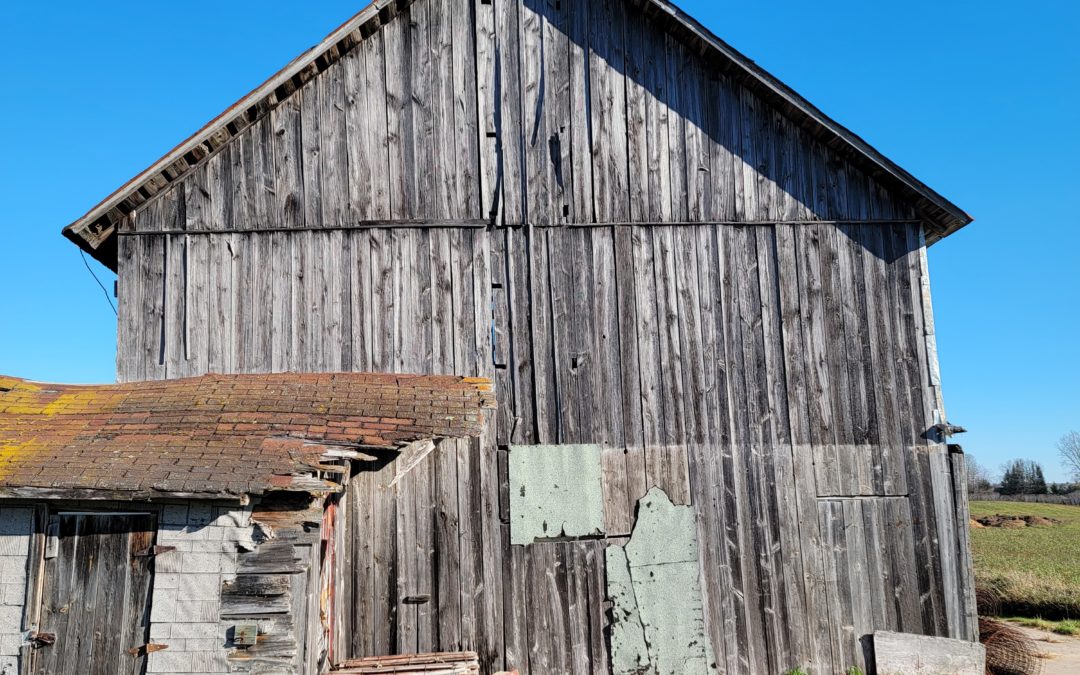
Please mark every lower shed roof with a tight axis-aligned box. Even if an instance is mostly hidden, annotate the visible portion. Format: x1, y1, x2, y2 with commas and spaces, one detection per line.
0, 372, 493, 501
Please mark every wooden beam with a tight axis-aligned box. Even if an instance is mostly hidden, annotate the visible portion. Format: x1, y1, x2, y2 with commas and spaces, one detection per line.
118, 220, 491, 236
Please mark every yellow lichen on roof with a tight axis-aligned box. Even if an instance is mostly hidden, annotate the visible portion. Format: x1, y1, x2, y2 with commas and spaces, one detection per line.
0, 372, 495, 497
0, 377, 40, 393
0, 439, 40, 481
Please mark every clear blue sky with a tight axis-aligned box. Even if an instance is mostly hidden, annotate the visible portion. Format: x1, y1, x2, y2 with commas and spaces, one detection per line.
1, 1, 1077, 480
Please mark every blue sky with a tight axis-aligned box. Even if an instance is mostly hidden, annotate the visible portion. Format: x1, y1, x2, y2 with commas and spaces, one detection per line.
1, 1, 1077, 480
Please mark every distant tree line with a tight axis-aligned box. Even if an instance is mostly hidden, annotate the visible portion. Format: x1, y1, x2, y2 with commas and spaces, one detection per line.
999, 460, 1048, 495
967, 442, 1075, 494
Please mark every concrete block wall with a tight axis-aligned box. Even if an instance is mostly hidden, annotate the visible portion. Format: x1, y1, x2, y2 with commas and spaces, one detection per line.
147, 502, 255, 675
0, 507, 32, 675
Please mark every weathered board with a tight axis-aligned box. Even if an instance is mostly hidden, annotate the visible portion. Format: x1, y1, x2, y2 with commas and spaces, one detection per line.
28, 513, 155, 675
108, 0, 975, 673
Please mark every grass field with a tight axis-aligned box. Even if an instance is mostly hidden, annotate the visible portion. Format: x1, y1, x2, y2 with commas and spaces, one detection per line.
969, 500, 1080, 620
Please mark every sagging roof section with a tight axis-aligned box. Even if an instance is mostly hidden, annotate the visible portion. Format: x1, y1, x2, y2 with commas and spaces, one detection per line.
0, 372, 494, 500
63, 0, 971, 270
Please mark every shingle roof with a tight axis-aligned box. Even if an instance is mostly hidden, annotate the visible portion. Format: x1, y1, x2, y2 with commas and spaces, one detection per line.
0, 372, 493, 501
63, 0, 971, 270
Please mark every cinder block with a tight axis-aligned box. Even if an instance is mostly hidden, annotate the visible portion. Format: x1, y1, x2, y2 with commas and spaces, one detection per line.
181, 553, 222, 574
154, 573, 180, 590
150, 589, 178, 623
162, 638, 185, 652
161, 504, 189, 526
0, 509, 32, 537
220, 527, 255, 552
183, 526, 209, 542
219, 552, 238, 576
187, 504, 214, 527
157, 525, 187, 543
0, 559, 26, 584
0, 633, 22, 657
213, 507, 251, 529
191, 651, 230, 673
189, 541, 236, 554
171, 622, 221, 640
147, 649, 194, 673
184, 637, 225, 651
177, 575, 221, 601
0, 536, 29, 557
155, 550, 183, 574
173, 600, 220, 623
0, 606, 23, 632
0, 655, 18, 675
149, 622, 172, 640
0, 584, 24, 607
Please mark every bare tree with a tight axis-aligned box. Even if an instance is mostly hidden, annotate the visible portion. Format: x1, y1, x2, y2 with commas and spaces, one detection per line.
966, 455, 994, 494
1060, 431, 1080, 481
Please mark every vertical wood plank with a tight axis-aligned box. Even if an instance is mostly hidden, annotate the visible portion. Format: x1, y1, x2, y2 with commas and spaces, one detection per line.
589, 0, 629, 223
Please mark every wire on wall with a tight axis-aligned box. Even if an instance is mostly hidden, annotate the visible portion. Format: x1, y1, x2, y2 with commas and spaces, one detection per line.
81, 249, 118, 316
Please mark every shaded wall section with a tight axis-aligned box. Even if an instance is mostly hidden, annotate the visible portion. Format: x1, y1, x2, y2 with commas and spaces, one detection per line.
118, 0, 914, 242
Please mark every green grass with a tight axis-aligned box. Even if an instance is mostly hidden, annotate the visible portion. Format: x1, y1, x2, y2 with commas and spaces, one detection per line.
970, 501, 1080, 620
1005, 616, 1080, 636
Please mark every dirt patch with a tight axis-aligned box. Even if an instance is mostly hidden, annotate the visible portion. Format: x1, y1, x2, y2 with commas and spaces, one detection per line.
1015, 625, 1080, 675
975, 514, 1062, 529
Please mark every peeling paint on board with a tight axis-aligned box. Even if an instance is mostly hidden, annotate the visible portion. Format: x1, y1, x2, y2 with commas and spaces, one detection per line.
607, 488, 717, 675
508, 444, 606, 545
606, 546, 652, 674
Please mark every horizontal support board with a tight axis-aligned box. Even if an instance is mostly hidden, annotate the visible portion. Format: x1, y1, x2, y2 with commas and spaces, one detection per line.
121, 220, 491, 235
119, 218, 924, 236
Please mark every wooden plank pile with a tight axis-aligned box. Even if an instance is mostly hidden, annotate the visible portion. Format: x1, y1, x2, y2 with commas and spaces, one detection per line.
334, 652, 480, 674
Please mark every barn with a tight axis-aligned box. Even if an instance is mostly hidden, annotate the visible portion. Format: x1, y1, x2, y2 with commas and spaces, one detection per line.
18, 0, 980, 673
0, 373, 493, 674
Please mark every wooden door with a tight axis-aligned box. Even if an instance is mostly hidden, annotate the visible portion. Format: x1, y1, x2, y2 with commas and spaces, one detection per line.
28, 513, 155, 675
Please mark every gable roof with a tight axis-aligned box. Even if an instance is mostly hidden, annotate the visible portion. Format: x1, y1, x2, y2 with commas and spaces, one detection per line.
63, 0, 972, 270
0, 372, 493, 501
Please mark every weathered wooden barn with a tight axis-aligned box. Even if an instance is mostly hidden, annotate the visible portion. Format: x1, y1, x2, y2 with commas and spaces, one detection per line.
0, 374, 492, 675
54, 0, 978, 673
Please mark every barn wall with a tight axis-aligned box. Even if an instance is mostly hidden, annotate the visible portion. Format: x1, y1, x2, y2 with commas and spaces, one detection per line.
107, 0, 974, 672
122, 0, 913, 241
115, 221, 974, 674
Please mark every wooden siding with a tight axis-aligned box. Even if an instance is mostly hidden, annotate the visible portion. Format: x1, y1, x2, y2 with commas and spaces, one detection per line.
109, 0, 975, 673
121, 0, 914, 237
116, 222, 975, 673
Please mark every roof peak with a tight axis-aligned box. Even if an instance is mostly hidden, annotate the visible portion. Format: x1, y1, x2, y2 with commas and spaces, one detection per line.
63, 0, 970, 270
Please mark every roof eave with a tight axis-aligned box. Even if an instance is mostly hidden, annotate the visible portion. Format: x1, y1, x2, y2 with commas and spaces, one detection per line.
64, 223, 118, 271
0, 484, 250, 504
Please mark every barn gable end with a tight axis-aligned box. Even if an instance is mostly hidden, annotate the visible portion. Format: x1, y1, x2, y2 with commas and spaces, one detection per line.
65, 0, 969, 271
55, 1, 978, 674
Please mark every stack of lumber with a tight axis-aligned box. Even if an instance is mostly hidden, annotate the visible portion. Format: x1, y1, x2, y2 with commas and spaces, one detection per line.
334, 652, 480, 674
